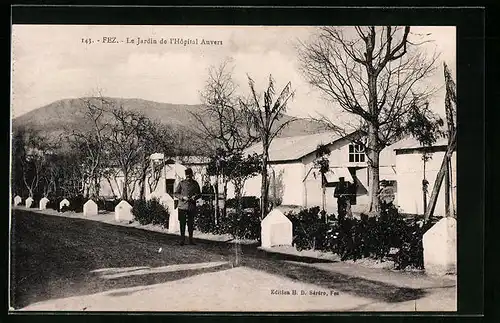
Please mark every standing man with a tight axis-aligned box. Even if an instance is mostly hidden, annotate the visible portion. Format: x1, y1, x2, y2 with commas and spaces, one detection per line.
334, 177, 351, 222
174, 168, 201, 245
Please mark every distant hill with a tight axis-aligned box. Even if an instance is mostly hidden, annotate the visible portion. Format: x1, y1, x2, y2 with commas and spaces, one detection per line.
12, 97, 330, 144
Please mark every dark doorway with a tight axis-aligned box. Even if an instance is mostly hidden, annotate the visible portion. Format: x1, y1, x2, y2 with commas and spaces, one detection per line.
166, 179, 175, 196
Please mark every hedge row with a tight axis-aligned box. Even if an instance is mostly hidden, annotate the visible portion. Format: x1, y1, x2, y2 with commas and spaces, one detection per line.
286, 205, 438, 270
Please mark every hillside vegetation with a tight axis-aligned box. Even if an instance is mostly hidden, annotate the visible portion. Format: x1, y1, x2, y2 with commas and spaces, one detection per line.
13, 97, 329, 141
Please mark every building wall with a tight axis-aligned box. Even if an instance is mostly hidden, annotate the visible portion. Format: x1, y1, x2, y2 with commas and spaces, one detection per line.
96, 138, 403, 215
98, 174, 143, 200
99, 176, 121, 198
298, 138, 398, 214
303, 166, 325, 209
226, 162, 306, 207
227, 174, 262, 199
396, 150, 457, 216
97, 163, 205, 200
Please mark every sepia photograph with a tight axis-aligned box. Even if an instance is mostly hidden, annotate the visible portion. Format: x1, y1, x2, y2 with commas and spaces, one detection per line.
10, 23, 458, 312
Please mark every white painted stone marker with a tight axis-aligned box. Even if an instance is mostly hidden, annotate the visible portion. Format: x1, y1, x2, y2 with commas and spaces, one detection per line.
423, 217, 457, 276
114, 200, 133, 222
14, 195, 22, 206
261, 208, 292, 248
59, 199, 70, 210
83, 200, 98, 216
165, 195, 180, 234
25, 197, 34, 208
39, 197, 49, 210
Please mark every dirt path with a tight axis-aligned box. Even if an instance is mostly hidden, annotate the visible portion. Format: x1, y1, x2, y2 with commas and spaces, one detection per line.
10, 209, 456, 312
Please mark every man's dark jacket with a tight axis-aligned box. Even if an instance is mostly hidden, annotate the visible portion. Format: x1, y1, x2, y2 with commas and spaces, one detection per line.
174, 179, 201, 211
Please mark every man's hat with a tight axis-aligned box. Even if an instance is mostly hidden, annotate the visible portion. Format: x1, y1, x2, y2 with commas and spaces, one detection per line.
185, 168, 193, 176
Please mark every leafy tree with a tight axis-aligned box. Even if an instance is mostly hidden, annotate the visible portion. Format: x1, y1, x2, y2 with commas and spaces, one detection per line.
313, 144, 331, 213
11, 127, 28, 197
241, 75, 295, 219
225, 153, 261, 210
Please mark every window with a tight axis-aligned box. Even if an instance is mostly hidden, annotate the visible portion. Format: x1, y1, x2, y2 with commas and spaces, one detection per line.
348, 143, 365, 163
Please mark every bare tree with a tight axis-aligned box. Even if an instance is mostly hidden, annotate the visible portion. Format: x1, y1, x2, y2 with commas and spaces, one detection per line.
107, 106, 150, 200
193, 60, 258, 221
39, 137, 75, 198
193, 59, 257, 153
241, 75, 296, 219
298, 26, 440, 213
14, 128, 51, 198
69, 96, 111, 199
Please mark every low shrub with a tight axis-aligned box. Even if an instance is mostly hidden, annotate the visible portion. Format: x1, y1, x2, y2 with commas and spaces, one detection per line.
226, 208, 261, 240
226, 196, 260, 210
195, 204, 217, 233
286, 206, 329, 251
104, 199, 120, 212
96, 198, 134, 212
45, 197, 60, 211
132, 199, 149, 225
68, 195, 85, 213
96, 198, 106, 211
326, 204, 429, 270
60, 205, 70, 213
195, 203, 261, 240
284, 204, 432, 270
132, 198, 169, 228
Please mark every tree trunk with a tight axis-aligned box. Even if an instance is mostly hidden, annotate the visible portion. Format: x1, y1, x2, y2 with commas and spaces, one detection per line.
425, 132, 456, 220
367, 153, 381, 214
423, 157, 428, 214
260, 150, 269, 220
84, 176, 90, 198
23, 174, 33, 198
139, 162, 149, 200
445, 157, 451, 217
366, 71, 381, 214
105, 176, 117, 197
122, 172, 128, 201
223, 179, 228, 219
93, 173, 100, 199
367, 127, 381, 214
214, 174, 220, 225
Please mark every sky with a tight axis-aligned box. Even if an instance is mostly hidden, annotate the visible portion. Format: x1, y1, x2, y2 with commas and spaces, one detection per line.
11, 25, 456, 120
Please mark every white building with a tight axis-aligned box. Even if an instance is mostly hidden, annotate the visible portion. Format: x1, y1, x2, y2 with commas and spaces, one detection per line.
227, 132, 455, 217
98, 157, 208, 200
394, 137, 457, 217
96, 132, 456, 218
225, 131, 398, 214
